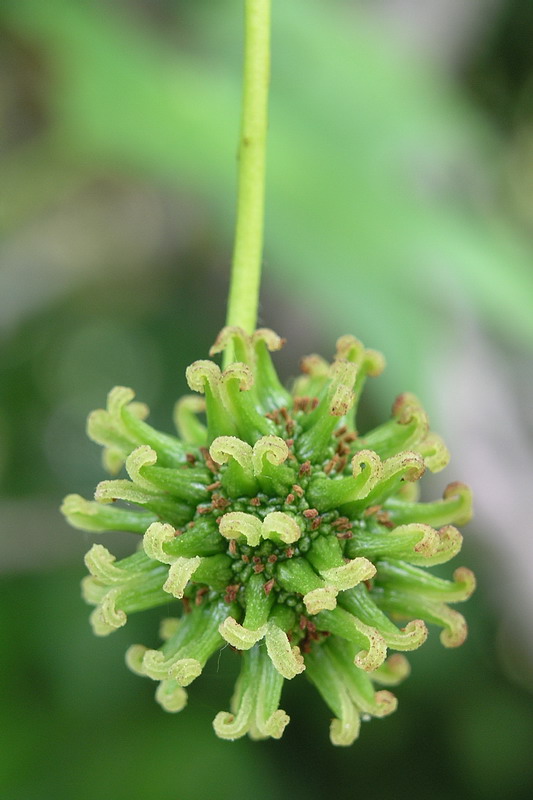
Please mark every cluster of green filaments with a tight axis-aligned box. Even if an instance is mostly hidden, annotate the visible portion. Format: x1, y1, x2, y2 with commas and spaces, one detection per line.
61, 327, 475, 745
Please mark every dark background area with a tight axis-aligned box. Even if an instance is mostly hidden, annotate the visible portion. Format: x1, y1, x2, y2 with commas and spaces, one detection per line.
1, 1, 533, 798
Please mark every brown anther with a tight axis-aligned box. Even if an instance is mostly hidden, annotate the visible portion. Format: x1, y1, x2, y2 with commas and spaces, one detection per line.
182, 596, 191, 614
334, 426, 348, 438
241, 555, 250, 563
252, 556, 262, 564
285, 438, 295, 448
249, 496, 261, 506
265, 411, 280, 423
267, 554, 278, 563
216, 516, 223, 524
323, 457, 338, 475
200, 447, 219, 473
299, 615, 307, 630
292, 484, 305, 497
336, 531, 353, 539
197, 505, 212, 515
335, 443, 349, 456
280, 407, 290, 421
187, 521, 195, 529
285, 493, 295, 504
195, 586, 209, 606
186, 453, 197, 466
253, 563, 265, 574
310, 397, 319, 410
212, 494, 231, 511
376, 511, 395, 529
336, 456, 347, 473
303, 508, 319, 519
332, 516, 350, 528
299, 461, 311, 477
263, 578, 276, 595
310, 517, 322, 531
285, 547, 295, 558
364, 579, 373, 591
344, 432, 357, 443
206, 480, 222, 492
363, 505, 382, 518
224, 584, 241, 603
173, 529, 183, 537
285, 420, 295, 435
228, 539, 237, 556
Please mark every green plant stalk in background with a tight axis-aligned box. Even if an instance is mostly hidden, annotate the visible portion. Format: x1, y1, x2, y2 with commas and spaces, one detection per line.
225, 0, 270, 340
61, 0, 475, 745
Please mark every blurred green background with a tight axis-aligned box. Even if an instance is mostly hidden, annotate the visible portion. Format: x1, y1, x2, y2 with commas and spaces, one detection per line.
1, 1, 533, 798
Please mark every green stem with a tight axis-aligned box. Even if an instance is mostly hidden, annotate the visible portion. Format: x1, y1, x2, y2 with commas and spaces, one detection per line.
224, 0, 271, 359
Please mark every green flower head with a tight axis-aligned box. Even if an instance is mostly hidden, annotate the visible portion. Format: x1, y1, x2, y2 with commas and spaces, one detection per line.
61, 327, 475, 745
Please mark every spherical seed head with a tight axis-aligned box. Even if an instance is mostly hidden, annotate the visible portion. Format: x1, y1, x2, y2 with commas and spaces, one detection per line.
62, 326, 475, 744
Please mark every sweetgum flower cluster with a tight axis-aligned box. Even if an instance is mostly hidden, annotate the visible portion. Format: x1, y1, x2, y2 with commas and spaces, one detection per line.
61, 327, 474, 745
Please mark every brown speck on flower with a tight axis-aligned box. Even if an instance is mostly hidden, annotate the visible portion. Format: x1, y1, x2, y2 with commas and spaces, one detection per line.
299, 461, 311, 477
224, 584, 241, 603
195, 586, 209, 606
303, 508, 319, 519
229, 539, 237, 556
253, 563, 265, 574
206, 481, 222, 491
286, 493, 295, 504
292, 484, 305, 497
200, 447, 219, 473
212, 494, 231, 511
250, 497, 261, 506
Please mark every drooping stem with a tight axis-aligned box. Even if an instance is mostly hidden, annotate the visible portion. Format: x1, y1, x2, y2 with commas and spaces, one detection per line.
224, 0, 271, 359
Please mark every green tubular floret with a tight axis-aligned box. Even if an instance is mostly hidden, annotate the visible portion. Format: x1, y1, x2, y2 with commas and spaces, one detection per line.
276, 557, 338, 614
339, 584, 428, 652
372, 586, 468, 648
415, 432, 450, 473
155, 680, 188, 713
307, 535, 376, 591
143, 519, 225, 561
186, 360, 237, 441
210, 326, 254, 369
82, 552, 170, 637
306, 449, 382, 511
265, 620, 306, 679
251, 329, 292, 411
304, 642, 362, 746
173, 395, 208, 446
375, 559, 476, 603
334, 335, 385, 430
213, 644, 290, 741
221, 363, 275, 443
325, 637, 398, 718
372, 653, 411, 686
252, 436, 296, 495
219, 573, 272, 649
292, 354, 330, 399
296, 361, 357, 462
126, 445, 210, 504
384, 482, 473, 527
341, 451, 425, 516
60, 494, 157, 534
354, 393, 429, 459
313, 606, 387, 672
88, 386, 187, 471
95, 478, 192, 527
348, 521, 462, 567
209, 436, 257, 495
139, 599, 237, 686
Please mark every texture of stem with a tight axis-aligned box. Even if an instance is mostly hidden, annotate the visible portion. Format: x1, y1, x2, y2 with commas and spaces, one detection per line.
225, 0, 271, 360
